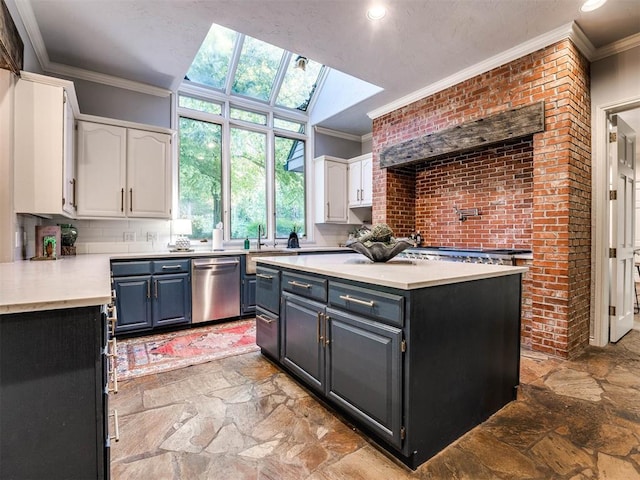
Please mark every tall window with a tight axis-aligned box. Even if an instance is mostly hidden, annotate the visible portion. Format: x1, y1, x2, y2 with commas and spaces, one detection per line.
230, 128, 267, 239
178, 96, 307, 242
275, 136, 305, 238
178, 117, 222, 239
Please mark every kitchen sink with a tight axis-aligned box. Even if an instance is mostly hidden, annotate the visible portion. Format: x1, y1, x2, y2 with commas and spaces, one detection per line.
245, 250, 296, 274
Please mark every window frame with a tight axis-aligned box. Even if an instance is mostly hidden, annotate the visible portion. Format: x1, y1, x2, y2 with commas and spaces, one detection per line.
175, 85, 312, 246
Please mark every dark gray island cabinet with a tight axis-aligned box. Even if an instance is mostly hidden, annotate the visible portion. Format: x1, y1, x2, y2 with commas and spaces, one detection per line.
255, 254, 526, 469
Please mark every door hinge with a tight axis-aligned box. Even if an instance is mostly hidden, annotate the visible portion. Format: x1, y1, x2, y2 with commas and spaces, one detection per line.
609, 305, 616, 316
609, 248, 617, 258
400, 426, 406, 440
401, 339, 406, 353
610, 132, 617, 143
609, 190, 617, 200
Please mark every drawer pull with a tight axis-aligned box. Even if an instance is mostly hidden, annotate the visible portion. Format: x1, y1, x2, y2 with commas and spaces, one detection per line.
106, 338, 118, 394
161, 265, 182, 270
288, 280, 311, 289
256, 314, 274, 324
109, 409, 120, 442
339, 294, 375, 307
256, 273, 273, 280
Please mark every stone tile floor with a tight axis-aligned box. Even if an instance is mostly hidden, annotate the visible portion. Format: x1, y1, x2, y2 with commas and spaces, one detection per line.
111, 330, 640, 479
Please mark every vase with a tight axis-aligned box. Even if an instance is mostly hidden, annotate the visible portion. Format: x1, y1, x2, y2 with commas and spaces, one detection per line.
59, 224, 78, 247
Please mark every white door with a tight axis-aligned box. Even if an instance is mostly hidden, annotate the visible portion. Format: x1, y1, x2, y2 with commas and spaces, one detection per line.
127, 129, 172, 218
76, 121, 127, 217
609, 115, 637, 342
348, 160, 362, 207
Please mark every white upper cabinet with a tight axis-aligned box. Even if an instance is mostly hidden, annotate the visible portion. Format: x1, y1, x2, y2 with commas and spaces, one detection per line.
348, 153, 372, 208
76, 121, 127, 217
126, 129, 172, 218
76, 120, 172, 219
14, 74, 79, 217
314, 156, 349, 223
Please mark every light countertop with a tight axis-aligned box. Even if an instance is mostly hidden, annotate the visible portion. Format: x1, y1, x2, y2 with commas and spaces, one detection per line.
0, 247, 350, 315
256, 253, 528, 290
0, 255, 113, 315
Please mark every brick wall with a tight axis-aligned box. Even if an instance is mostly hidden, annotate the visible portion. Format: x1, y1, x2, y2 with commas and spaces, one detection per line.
372, 39, 591, 358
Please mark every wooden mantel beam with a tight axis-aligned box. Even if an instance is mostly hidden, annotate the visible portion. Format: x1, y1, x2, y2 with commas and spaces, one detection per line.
380, 102, 545, 168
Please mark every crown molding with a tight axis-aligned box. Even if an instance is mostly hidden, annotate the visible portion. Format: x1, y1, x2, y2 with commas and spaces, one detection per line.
314, 125, 364, 143
367, 22, 594, 120
45, 62, 172, 97
361, 132, 373, 143
14, 0, 171, 98
592, 32, 640, 62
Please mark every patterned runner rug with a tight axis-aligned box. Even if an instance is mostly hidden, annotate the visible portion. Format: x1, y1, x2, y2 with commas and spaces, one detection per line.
116, 318, 258, 380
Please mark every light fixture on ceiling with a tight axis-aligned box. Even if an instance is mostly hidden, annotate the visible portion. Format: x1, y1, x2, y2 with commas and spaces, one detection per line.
366, 5, 387, 21
580, 0, 607, 12
294, 55, 308, 71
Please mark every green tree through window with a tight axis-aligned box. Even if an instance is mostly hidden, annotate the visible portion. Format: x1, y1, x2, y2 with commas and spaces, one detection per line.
178, 117, 222, 238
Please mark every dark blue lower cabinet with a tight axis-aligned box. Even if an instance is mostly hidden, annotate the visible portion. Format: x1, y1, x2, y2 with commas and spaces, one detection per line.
325, 308, 403, 450
113, 275, 153, 333
153, 273, 191, 328
0, 306, 109, 479
242, 274, 257, 315
112, 259, 191, 334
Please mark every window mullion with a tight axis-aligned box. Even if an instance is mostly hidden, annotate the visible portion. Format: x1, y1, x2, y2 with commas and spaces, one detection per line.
222, 117, 231, 241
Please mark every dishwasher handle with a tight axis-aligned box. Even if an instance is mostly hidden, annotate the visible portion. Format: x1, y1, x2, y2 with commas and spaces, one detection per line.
192, 258, 240, 270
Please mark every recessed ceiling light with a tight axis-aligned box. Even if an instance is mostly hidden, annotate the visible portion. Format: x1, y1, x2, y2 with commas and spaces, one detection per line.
367, 5, 387, 20
580, 0, 607, 12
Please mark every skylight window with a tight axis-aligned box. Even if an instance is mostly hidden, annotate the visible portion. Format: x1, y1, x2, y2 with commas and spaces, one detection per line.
184, 22, 325, 113
185, 24, 237, 90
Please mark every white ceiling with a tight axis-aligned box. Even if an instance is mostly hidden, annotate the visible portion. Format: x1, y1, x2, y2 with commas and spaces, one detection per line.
10, 0, 640, 136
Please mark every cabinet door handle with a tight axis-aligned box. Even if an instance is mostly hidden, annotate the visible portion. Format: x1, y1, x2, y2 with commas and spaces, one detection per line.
324, 314, 331, 347
120, 188, 124, 212
317, 312, 324, 343
256, 273, 273, 280
71, 178, 77, 208
288, 280, 311, 289
147, 279, 151, 298
257, 314, 274, 324
326, 202, 330, 218
339, 294, 375, 307
154, 279, 158, 298
129, 188, 133, 212
357, 189, 360, 201
109, 410, 120, 442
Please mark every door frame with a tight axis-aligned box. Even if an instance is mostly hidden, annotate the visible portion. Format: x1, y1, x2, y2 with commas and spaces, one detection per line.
592, 97, 640, 347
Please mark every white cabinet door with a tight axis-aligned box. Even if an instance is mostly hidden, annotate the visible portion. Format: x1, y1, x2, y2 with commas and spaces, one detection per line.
360, 155, 373, 207
127, 129, 172, 218
14, 79, 76, 217
62, 95, 76, 216
314, 156, 349, 223
348, 160, 362, 208
76, 122, 127, 217
325, 161, 349, 222
347, 154, 373, 208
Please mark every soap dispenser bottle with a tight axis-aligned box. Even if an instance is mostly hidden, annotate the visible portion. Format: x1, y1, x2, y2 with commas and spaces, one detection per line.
244, 237, 250, 249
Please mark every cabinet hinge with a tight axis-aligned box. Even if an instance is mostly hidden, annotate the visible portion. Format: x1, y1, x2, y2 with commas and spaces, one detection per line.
609, 248, 617, 259
400, 426, 406, 440
401, 339, 406, 353
609, 190, 617, 200
609, 305, 616, 316
609, 132, 617, 143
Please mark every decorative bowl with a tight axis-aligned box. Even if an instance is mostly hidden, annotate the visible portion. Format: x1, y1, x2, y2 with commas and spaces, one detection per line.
345, 239, 413, 262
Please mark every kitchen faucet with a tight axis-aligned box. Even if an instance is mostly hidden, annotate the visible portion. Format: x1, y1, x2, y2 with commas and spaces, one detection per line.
257, 224, 265, 250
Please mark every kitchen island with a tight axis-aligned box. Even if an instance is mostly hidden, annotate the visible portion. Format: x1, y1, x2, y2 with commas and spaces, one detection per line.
0, 255, 114, 479
255, 253, 527, 469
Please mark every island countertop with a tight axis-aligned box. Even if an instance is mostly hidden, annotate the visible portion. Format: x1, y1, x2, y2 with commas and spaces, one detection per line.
256, 253, 528, 290
0, 255, 113, 315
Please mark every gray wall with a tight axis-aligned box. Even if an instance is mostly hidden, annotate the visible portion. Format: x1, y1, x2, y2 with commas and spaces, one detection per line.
314, 131, 362, 159
71, 78, 172, 128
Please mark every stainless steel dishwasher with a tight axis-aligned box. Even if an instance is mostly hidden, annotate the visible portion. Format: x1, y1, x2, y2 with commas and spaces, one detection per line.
192, 257, 240, 323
